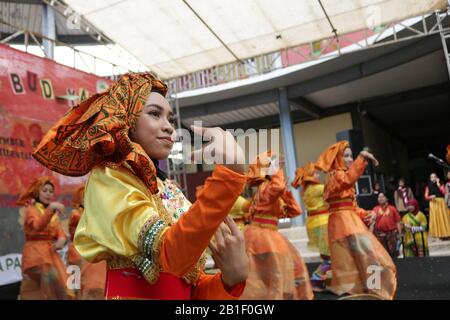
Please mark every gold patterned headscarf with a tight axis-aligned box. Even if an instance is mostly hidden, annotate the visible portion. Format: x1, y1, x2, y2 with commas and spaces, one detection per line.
32, 73, 167, 194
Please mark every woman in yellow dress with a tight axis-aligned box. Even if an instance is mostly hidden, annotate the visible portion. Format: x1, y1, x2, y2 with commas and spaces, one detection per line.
401, 199, 429, 257
292, 162, 331, 292
32, 73, 249, 300
426, 173, 450, 240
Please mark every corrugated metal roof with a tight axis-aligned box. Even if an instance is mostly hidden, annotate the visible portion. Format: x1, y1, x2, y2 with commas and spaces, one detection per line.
181, 102, 278, 127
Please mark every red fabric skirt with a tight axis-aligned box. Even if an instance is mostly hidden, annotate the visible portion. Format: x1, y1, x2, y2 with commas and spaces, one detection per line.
105, 268, 191, 300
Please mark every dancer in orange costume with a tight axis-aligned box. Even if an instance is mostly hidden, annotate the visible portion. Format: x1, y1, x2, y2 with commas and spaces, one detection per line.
292, 162, 331, 292
17, 177, 74, 300
67, 186, 107, 299
33, 73, 249, 300
241, 151, 313, 300
315, 142, 397, 299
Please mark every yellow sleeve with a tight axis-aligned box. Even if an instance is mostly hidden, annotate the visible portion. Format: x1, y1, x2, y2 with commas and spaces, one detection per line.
74, 165, 159, 263
75, 164, 246, 285
401, 214, 409, 226
418, 212, 428, 227
303, 184, 328, 212
229, 196, 250, 217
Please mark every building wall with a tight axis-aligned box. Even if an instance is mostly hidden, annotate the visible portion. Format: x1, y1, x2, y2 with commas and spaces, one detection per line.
292, 113, 353, 166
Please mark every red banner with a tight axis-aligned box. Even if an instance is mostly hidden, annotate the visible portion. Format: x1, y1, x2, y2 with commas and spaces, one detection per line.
0, 44, 111, 207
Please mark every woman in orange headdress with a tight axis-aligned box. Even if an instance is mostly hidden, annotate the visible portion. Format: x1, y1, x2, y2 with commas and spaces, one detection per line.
32, 73, 249, 300
17, 177, 74, 300
241, 151, 313, 300
67, 186, 107, 299
315, 141, 396, 299
292, 162, 331, 292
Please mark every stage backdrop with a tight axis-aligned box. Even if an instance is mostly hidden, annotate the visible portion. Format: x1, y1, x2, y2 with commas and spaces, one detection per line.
0, 44, 111, 286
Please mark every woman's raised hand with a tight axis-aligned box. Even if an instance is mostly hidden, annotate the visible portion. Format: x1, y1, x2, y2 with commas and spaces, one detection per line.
190, 126, 245, 174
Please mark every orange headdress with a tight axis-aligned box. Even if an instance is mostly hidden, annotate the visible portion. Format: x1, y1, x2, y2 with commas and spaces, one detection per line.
291, 162, 319, 190
32, 73, 167, 194
315, 140, 350, 173
16, 176, 55, 206
246, 150, 275, 186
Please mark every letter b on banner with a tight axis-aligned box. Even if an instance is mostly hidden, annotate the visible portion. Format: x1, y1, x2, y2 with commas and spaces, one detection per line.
9, 73, 25, 95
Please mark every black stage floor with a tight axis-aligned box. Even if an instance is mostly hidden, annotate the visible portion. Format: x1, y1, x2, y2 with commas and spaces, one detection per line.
1, 256, 449, 300
308, 256, 450, 300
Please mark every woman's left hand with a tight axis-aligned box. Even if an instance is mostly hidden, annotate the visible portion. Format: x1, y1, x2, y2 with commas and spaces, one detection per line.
209, 216, 249, 289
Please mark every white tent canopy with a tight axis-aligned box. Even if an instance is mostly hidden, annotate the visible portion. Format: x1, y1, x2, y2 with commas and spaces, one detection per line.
65, 0, 447, 79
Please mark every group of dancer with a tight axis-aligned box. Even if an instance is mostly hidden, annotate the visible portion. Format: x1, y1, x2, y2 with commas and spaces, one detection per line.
16, 72, 410, 300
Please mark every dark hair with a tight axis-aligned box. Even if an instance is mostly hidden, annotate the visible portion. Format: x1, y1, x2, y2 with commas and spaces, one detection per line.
430, 173, 439, 180
378, 192, 386, 197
